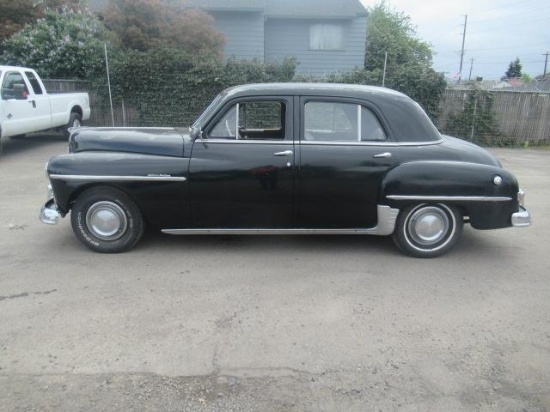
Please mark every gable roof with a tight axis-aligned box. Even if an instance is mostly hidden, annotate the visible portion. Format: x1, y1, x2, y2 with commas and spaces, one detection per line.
187, 0, 264, 12
265, 0, 367, 19
188, 0, 367, 18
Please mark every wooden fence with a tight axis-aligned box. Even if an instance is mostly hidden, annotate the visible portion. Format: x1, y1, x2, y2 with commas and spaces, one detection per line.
43, 80, 550, 146
438, 89, 550, 146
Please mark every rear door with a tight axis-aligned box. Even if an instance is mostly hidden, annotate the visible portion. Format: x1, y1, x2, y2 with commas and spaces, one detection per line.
297, 97, 400, 228
188, 96, 295, 228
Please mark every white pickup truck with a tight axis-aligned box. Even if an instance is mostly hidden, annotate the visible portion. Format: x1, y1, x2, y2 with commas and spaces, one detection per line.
0, 65, 91, 140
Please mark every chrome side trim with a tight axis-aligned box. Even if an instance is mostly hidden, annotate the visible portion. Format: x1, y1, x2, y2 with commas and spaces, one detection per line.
201, 139, 293, 145
201, 139, 444, 147
512, 206, 531, 227
386, 195, 513, 202
49, 174, 187, 182
162, 205, 399, 237
299, 139, 443, 147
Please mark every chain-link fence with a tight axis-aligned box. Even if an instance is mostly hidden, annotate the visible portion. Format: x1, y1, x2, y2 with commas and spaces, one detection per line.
43, 79, 550, 146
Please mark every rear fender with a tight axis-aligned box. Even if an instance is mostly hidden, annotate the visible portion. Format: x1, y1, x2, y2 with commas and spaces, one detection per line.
380, 161, 519, 229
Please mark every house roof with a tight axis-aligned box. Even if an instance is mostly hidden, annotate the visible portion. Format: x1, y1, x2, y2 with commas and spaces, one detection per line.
186, 0, 265, 12
265, 0, 367, 19
188, 0, 367, 18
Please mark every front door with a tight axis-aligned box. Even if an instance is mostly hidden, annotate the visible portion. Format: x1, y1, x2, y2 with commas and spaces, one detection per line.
297, 97, 399, 228
189, 97, 295, 228
1, 70, 52, 137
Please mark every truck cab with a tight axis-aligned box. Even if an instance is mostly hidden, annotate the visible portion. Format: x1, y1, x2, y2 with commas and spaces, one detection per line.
0, 65, 90, 140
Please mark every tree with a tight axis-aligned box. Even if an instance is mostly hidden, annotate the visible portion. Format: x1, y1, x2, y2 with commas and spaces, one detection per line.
361, 1, 445, 120
505, 58, 522, 79
0, 8, 109, 78
0, 0, 81, 44
101, 0, 224, 55
0, 0, 42, 45
365, 1, 433, 72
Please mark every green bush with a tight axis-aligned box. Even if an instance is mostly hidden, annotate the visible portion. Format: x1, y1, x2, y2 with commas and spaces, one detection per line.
90, 48, 298, 127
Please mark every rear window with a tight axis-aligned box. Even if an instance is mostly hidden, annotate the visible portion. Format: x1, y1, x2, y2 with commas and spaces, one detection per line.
25, 71, 43, 94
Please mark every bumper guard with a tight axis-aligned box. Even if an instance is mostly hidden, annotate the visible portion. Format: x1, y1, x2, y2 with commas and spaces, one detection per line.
40, 198, 62, 225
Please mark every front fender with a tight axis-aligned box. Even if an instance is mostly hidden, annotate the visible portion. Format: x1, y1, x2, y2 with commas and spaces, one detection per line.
380, 161, 520, 229
47, 152, 190, 228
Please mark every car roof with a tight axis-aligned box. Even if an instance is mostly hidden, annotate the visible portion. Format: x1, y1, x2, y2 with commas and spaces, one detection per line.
223, 82, 409, 101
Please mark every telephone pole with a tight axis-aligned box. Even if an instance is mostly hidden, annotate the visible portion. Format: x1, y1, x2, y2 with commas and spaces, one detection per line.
469, 58, 474, 81
543, 51, 549, 78
458, 15, 468, 83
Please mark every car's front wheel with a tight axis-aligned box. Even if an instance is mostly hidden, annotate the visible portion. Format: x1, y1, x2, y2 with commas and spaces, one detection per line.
392, 203, 463, 258
71, 187, 145, 253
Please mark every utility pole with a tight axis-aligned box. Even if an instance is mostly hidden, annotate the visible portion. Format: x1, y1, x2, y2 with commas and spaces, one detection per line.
382, 52, 388, 87
543, 51, 549, 78
469, 58, 474, 81
458, 14, 468, 84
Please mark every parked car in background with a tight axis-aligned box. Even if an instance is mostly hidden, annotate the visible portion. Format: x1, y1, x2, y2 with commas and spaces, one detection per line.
40, 83, 530, 257
0, 65, 90, 140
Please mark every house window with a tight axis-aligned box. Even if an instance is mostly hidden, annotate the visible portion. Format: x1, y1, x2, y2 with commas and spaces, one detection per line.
310, 24, 344, 50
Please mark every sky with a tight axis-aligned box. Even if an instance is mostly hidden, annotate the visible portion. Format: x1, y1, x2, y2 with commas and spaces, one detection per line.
361, 0, 550, 80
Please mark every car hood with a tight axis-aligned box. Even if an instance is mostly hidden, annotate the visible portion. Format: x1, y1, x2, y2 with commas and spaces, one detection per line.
438, 134, 502, 167
69, 127, 186, 158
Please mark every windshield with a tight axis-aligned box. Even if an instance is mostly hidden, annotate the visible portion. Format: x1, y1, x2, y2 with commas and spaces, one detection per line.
192, 93, 224, 129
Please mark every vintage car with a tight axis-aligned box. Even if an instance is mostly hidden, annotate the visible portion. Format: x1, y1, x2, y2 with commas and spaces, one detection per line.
40, 83, 531, 257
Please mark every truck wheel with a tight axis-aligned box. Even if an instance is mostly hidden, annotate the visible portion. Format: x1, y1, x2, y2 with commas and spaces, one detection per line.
71, 187, 145, 253
392, 203, 463, 258
64, 112, 82, 138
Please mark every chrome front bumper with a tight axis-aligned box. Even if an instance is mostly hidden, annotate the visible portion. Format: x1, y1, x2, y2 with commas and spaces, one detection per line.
512, 206, 531, 227
40, 198, 62, 225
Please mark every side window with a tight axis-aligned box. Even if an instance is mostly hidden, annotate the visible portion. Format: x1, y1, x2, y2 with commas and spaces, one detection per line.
304, 102, 357, 141
25, 71, 43, 95
208, 101, 286, 140
209, 105, 237, 138
304, 101, 386, 142
361, 107, 386, 141
1, 72, 29, 100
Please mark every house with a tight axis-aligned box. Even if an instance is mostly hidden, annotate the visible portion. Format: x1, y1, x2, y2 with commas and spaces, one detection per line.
188, 0, 368, 76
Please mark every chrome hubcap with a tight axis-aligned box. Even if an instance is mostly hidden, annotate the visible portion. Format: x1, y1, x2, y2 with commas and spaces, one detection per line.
86, 201, 127, 241
408, 206, 450, 245
72, 118, 81, 128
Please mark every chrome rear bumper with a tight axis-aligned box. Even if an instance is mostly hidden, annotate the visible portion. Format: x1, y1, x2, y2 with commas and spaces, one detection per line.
512, 206, 531, 227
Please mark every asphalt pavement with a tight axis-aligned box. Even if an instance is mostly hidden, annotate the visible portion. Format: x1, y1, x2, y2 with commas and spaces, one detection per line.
0, 133, 549, 411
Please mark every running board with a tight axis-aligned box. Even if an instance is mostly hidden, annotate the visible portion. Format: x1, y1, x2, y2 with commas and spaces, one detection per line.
162, 205, 399, 237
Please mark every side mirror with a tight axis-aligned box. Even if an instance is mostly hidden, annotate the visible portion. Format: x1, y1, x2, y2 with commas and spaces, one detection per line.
13, 84, 28, 100
190, 126, 203, 140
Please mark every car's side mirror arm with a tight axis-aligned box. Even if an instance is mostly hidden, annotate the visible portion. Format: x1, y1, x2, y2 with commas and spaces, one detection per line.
190, 126, 204, 140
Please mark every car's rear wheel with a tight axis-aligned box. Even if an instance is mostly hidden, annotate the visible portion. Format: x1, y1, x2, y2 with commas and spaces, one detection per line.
392, 203, 463, 258
71, 187, 145, 253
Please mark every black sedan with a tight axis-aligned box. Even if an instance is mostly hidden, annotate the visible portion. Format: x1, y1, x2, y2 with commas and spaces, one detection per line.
40, 83, 531, 257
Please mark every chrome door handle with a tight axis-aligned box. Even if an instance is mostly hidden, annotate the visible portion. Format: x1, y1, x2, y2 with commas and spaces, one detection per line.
373, 152, 392, 158
273, 150, 293, 156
